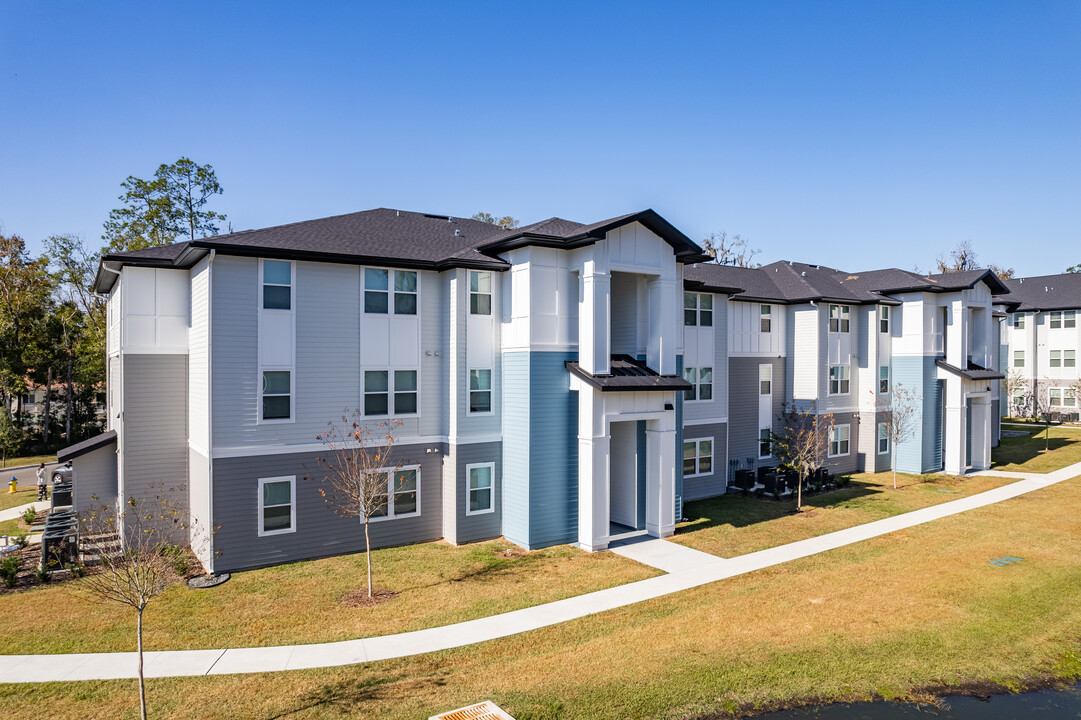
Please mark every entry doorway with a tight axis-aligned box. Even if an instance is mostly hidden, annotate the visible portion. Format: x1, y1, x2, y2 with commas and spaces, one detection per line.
609, 421, 643, 538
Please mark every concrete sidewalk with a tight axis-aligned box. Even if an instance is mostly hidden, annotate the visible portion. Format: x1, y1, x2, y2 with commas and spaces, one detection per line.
2, 461, 1077, 684
0, 501, 49, 524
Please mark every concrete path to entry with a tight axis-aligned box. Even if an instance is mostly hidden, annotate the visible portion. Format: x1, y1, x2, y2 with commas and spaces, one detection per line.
2, 461, 1078, 683
0, 500, 49, 524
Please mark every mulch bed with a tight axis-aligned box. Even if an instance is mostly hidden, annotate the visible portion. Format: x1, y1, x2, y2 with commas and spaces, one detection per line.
340, 587, 397, 608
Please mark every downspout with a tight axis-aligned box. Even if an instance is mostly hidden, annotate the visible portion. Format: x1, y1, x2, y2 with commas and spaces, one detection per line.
206, 250, 216, 574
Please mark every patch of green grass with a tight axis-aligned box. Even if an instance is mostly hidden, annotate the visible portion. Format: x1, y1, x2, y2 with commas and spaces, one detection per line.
993, 425, 1081, 472
2, 475, 1080, 720
0, 487, 37, 513
0, 538, 658, 654
0, 455, 56, 470
673, 471, 1014, 557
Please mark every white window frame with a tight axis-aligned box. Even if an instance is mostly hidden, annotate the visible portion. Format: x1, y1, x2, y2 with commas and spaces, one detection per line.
363, 368, 420, 417
1013, 313, 1025, 329
393, 369, 419, 415
828, 365, 850, 395
1067, 311, 1077, 329
829, 304, 850, 333
465, 462, 495, 516
758, 428, 772, 459
878, 423, 889, 455
392, 270, 419, 315
683, 292, 713, 327
683, 366, 713, 402
470, 271, 492, 315
1013, 350, 1024, 368
468, 368, 493, 415
369, 465, 422, 522
260, 369, 294, 424
1050, 388, 1063, 407
257, 475, 296, 537
828, 424, 851, 458
1050, 350, 1062, 368
879, 365, 889, 394
880, 306, 890, 334
258, 258, 296, 425
261, 258, 293, 311
683, 437, 714, 478
1066, 350, 1077, 368
760, 304, 772, 333
364, 267, 419, 316
759, 364, 772, 396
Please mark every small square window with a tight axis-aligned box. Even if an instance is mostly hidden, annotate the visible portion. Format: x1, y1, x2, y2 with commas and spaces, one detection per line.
829, 425, 850, 457
683, 439, 713, 476
829, 365, 850, 395
1066, 311, 1077, 329
1013, 314, 1025, 329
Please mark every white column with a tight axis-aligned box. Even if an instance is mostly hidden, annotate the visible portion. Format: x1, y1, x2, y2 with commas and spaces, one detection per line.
647, 278, 677, 375
943, 377, 967, 475
577, 388, 609, 552
645, 417, 676, 538
579, 258, 610, 376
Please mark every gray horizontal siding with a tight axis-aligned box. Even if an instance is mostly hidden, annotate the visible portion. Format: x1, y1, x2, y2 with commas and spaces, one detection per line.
73, 444, 118, 513
453, 441, 503, 544
728, 355, 784, 472
682, 421, 728, 501
211, 443, 443, 572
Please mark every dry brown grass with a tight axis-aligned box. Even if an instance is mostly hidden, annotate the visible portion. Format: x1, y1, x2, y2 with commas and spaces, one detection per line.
4, 475, 1081, 719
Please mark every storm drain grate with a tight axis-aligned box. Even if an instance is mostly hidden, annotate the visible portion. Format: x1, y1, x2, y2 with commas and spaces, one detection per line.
988, 555, 1024, 567
429, 700, 516, 720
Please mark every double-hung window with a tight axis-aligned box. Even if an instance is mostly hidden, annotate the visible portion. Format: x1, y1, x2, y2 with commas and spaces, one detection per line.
683, 439, 713, 477
364, 268, 389, 313
683, 366, 712, 401
878, 424, 889, 454
760, 304, 772, 332
829, 425, 850, 457
683, 293, 712, 326
1066, 350, 1077, 368
470, 271, 492, 315
393, 271, 418, 314
364, 371, 389, 415
879, 366, 890, 394
1012, 388, 1026, 408
1051, 350, 1062, 368
467, 463, 494, 515
880, 306, 890, 334
1013, 350, 1024, 368
1013, 314, 1025, 329
1050, 311, 1076, 329
371, 467, 420, 519
262, 371, 291, 420
469, 369, 492, 413
829, 365, 850, 395
759, 429, 771, 458
262, 260, 292, 310
829, 304, 850, 333
394, 370, 418, 413
760, 365, 772, 395
1050, 388, 1064, 407
258, 476, 295, 536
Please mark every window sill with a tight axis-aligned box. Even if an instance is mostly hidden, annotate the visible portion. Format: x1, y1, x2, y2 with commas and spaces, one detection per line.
258, 527, 296, 538
466, 507, 495, 517
369, 512, 421, 523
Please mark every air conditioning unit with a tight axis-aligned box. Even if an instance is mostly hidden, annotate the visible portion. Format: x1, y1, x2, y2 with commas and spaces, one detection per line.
429, 700, 516, 720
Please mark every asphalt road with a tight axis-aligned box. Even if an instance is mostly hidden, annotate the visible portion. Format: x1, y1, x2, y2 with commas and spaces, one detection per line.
3, 463, 60, 487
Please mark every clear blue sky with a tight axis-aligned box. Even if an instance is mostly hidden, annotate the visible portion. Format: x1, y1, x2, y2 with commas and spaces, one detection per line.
1, 1, 1078, 276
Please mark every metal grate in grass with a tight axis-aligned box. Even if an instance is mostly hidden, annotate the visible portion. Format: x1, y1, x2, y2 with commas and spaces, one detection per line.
988, 555, 1024, 567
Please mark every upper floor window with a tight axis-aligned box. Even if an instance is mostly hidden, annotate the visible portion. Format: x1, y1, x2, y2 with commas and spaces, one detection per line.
759, 364, 772, 395
1013, 350, 1025, 368
364, 269, 389, 313
683, 366, 712, 401
760, 304, 772, 332
371, 467, 420, 520
262, 260, 292, 310
394, 271, 418, 314
364, 371, 389, 415
683, 439, 712, 477
261, 371, 291, 420
1067, 350, 1077, 368
828, 425, 851, 457
879, 366, 890, 394
829, 304, 850, 333
1051, 350, 1062, 368
470, 271, 492, 315
683, 293, 712, 327
469, 369, 492, 413
1013, 314, 1025, 329
880, 306, 890, 334
1050, 311, 1076, 329
394, 370, 418, 414
828, 365, 850, 395
364, 370, 418, 416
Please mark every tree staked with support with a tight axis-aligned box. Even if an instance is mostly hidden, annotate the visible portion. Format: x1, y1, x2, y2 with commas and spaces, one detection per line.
770, 402, 835, 511
308, 411, 405, 599
873, 382, 921, 489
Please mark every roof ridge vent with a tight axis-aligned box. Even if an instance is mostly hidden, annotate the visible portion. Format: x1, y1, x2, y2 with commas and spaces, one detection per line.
455, 229, 460, 237
396, 210, 400, 217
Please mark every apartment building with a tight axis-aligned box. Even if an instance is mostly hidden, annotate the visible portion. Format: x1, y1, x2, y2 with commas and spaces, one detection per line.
1000, 273, 1081, 419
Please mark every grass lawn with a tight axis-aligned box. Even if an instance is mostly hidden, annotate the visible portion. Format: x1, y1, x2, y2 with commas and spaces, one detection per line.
0, 538, 658, 654
993, 424, 1081, 473
3, 474, 1080, 719
0, 454, 56, 470
0, 486, 37, 513
673, 471, 1015, 557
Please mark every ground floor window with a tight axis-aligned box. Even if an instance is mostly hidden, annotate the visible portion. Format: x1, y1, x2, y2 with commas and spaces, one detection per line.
758, 428, 771, 458
878, 423, 889, 454
371, 466, 421, 520
466, 462, 494, 515
683, 438, 713, 477
829, 425, 851, 457
1049, 388, 1077, 408
258, 476, 295, 536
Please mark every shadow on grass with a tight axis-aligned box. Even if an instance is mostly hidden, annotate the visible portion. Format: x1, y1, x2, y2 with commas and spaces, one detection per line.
397, 544, 549, 593
267, 672, 448, 719
992, 434, 1074, 468
676, 481, 883, 534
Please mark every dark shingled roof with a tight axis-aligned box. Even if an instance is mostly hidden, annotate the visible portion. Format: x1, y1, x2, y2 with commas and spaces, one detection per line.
1001, 273, 1081, 312
565, 355, 691, 392
935, 359, 1004, 381
57, 430, 117, 462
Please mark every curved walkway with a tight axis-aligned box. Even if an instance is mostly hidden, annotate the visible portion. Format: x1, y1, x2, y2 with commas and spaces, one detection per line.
2, 462, 1077, 683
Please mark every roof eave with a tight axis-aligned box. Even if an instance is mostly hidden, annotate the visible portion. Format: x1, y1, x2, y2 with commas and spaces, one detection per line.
190, 241, 510, 272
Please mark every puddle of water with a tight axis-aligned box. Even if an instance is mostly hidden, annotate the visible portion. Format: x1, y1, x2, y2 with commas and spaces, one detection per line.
753, 685, 1081, 719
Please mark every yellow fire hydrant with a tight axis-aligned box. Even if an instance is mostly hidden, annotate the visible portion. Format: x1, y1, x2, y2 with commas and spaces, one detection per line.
8, 478, 16, 493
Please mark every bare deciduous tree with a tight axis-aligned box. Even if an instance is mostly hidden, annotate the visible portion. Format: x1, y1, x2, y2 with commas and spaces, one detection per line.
308, 411, 405, 598
1002, 368, 1028, 418
934, 240, 1014, 279
701, 231, 761, 268
770, 403, 835, 511
874, 383, 921, 489
77, 489, 211, 720
1024, 378, 1056, 451
471, 212, 519, 230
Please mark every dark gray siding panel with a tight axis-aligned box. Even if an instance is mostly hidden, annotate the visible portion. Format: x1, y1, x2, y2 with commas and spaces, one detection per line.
454, 441, 503, 544
728, 355, 785, 473
211, 443, 443, 572
682, 421, 728, 501
123, 354, 188, 523
73, 443, 118, 513
824, 411, 860, 476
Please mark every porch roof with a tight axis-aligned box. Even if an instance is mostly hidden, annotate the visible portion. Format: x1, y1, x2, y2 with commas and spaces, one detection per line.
565, 355, 692, 392
934, 358, 1005, 381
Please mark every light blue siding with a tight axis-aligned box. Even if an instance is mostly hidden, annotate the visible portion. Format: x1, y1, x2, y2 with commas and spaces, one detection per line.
501, 351, 531, 547
893, 355, 943, 474
527, 351, 579, 548
675, 354, 684, 521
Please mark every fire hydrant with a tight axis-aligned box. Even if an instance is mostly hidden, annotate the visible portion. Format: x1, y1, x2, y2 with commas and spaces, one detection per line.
8, 477, 16, 493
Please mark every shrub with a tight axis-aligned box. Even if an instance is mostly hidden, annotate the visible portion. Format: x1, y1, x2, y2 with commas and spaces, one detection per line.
64, 562, 87, 579
0, 554, 21, 588
157, 543, 190, 577
13, 533, 28, 549
20, 507, 36, 525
